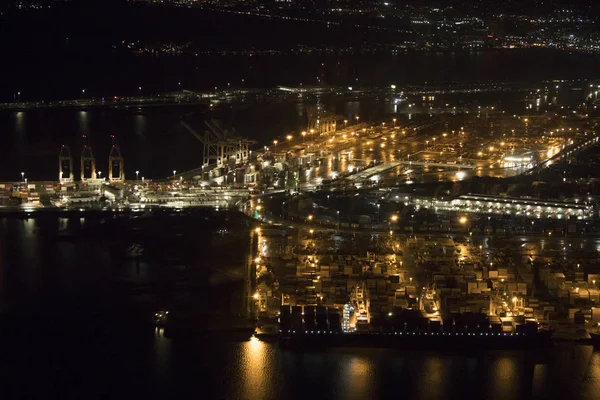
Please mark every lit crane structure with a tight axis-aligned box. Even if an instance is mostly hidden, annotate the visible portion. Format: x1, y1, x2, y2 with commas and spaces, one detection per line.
58, 145, 74, 182
108, 135, 125, 182
180, 119, 256, 169
80, 135, 96, 182
306, 104, 338, 136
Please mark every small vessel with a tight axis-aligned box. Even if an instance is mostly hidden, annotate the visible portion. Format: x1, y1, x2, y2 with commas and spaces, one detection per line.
255, 323, 279, 342
154, 309, 169, 327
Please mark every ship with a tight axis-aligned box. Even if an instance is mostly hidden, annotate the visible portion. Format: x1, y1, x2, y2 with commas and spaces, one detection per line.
279, 330, 553, 351
277, 304, 553, 351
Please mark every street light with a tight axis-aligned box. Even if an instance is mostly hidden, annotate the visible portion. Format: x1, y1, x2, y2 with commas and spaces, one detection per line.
393, 118, 397, 127
286, 134, 293, 142
173, 169, 176, 179
355, 116, 360, 124
344, 119, 348, 128
136, 170, 139, 181
302, 131, 307, 143
273, 140, 278, 153
21, 172, 24, 182
98, 171, 102, 179
391, 215, 398, 222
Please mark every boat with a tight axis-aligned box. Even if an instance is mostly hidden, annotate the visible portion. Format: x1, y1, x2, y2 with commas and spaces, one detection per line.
154, 309, 169, 327
254, 323, 279, 342
278, 303, 553, 351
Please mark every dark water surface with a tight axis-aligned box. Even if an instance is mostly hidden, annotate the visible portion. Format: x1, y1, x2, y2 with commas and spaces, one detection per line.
1, 214, 600, 399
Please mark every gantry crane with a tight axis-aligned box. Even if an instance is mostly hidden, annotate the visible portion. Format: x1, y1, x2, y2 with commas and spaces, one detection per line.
180, 119, 256, 168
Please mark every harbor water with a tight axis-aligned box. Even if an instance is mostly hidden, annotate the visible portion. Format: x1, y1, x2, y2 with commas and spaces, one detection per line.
0, 213, 600, 399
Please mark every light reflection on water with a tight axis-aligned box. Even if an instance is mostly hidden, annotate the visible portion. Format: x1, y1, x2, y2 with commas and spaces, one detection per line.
485, 356, 521, 400
417, 356, 448, 399
194, 342, 600, 400
241, 336, 271, 400
4, 216, 600, 398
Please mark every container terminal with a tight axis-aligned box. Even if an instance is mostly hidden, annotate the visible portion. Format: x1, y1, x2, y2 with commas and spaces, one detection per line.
3, 86, 600, 347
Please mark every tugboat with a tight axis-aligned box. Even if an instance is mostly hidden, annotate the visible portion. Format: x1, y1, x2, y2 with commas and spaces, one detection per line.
154, 309, 170, 327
